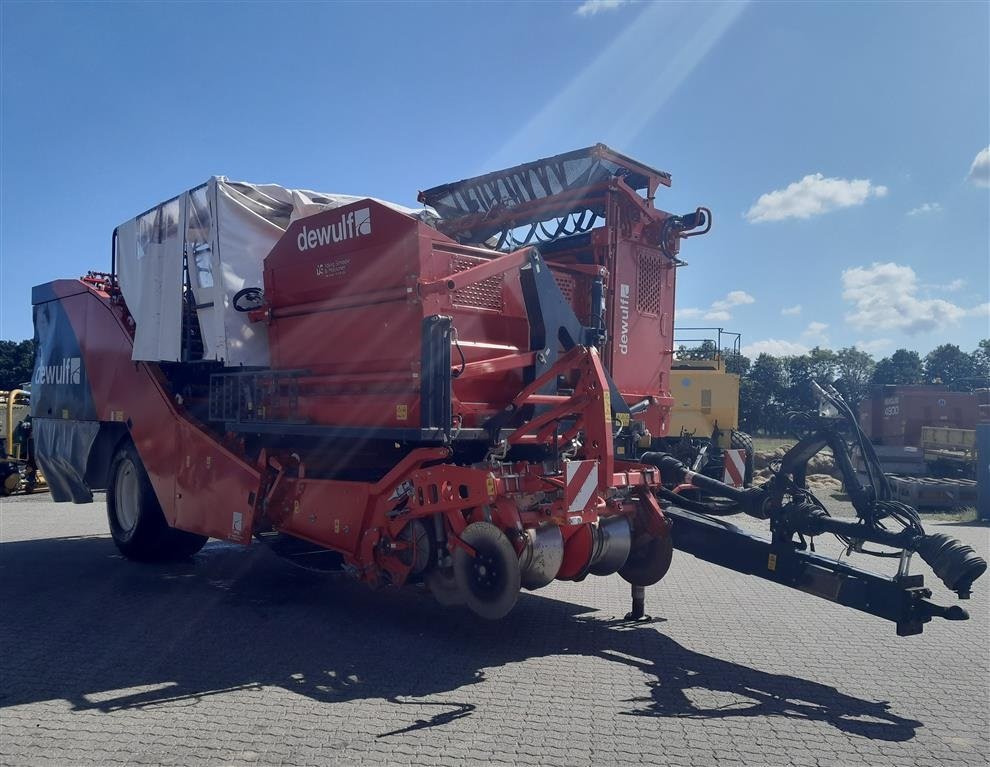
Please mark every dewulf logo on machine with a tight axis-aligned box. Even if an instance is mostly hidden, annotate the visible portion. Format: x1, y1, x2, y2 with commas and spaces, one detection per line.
35, 356, 82, 386
297, 207, 372, 252
618, 283, 631, 355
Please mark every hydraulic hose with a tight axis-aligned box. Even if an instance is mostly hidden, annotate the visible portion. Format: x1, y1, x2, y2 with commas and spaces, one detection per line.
640, 452, 757, 506
656, 486, 742, 516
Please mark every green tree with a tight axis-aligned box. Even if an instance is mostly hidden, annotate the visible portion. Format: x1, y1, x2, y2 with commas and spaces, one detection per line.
724, 350, 750, 377
0, 339, 35, 391
872, 348, 924, 386
924, 343, 977, 390
833, 346, 875, 414
675, 340, 717, 360
783, 347, 836, 413
740, 353, 787, 433
972, 339, 990, 382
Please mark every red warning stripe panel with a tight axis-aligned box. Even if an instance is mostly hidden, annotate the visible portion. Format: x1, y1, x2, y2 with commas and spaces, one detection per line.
723, 449, 746, 488
565, 459, 599, 513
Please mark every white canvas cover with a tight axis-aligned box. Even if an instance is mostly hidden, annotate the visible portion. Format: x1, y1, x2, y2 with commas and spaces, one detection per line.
115, 178, 437, 366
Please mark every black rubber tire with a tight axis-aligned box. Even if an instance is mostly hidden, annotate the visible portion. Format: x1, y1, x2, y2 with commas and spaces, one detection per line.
163, 527, 210, 559
452, 522, 521, 620
619, 532, 674, 587
425, 566, 466, 607
730, 430, 755, 487
107, 442, 207, 561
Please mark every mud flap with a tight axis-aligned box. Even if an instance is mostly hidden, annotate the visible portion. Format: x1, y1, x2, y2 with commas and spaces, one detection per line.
32, 418, 100, 503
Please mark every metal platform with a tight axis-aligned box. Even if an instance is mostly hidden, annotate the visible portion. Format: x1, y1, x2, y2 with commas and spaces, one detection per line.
887, 474, 978, 510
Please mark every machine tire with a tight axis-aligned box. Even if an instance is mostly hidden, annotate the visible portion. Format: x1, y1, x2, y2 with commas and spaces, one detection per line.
730, 430, 755, 487
619, 532, 673, 587
453, 522, 521, 620
425, 567, 466, 607
163, 527, 210, 559
107, 443, 207, 561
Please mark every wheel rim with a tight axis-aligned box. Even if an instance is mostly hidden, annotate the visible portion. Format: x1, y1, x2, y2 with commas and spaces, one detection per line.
453, 522, 521, 619
468, 547, 507, 602
114, 459, 141, 535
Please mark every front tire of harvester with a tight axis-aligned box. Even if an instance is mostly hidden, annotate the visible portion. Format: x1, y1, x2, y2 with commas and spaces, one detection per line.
730, 430, 755, 487
107, 443, 206, 561
619, 532, 674, 587
162, 527, 208, 558
453, 522, 521, 620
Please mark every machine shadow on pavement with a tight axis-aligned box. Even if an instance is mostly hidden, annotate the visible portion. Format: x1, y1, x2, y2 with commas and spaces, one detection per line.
0, 534, 921, 743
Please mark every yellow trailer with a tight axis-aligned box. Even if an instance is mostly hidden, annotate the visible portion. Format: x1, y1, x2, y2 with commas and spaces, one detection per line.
921, 426, 977, 477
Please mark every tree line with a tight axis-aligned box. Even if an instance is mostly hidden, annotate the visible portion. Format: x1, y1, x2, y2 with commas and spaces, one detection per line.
0, 339, 34, 391
680, 339, 990, 435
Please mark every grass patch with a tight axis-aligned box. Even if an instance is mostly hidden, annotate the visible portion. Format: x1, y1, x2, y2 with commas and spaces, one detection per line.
920, 507, 983, 523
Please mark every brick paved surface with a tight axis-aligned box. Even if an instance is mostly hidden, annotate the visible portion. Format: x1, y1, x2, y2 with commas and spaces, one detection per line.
1, 493, 987, 766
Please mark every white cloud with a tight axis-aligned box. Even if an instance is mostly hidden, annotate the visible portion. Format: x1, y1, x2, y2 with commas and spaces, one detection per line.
679, 290, 755, 324
855, 338, 893, 355
746, 173, 888, 223
841, 262, 984, 335
575, 0, 627, 17
711, 290, 755, 311
704, 310, 732, 322
802, 321, 829, 345
925, 277, 966, 292
970, 303, 990, 318
781, 304, 802, 316
907, 202, 942, 216
741, 339, 809, 358
966, 147, 990, 188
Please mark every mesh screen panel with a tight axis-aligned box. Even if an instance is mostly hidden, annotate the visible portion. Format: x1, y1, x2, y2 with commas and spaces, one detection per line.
450, 254, 504, 311
637, 251, 662, 316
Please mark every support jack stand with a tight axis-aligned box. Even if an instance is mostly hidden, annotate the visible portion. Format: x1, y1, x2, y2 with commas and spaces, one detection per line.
623, 584, 654, 622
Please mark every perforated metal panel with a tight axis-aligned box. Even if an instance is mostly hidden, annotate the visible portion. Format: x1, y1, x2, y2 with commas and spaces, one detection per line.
555, 273, 576, 304
554, 272, 591, 325
450, 254, 504, 311
637, 251, 662, 316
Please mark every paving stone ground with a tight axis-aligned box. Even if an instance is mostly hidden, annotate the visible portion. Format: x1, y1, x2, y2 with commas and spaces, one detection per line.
1, 493, 988, 766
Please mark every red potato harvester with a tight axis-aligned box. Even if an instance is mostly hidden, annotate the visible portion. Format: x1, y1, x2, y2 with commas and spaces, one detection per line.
32, 145, 984, 631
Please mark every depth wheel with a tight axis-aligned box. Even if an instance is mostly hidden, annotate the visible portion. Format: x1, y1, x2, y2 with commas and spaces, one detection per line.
425, 566, 465, 607
619, 532, 673, 587
107, 442, 207, 561
453, 522, 521, 620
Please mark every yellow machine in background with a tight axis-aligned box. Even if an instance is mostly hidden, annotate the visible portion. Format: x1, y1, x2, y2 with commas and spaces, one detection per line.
669, 357, 741, 448
1, 388, 45, 494
657, 328, 753, 486
1, 389, 30, 452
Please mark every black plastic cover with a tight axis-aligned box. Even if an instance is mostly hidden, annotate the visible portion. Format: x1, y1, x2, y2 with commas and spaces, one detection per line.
32, 417, 100, 503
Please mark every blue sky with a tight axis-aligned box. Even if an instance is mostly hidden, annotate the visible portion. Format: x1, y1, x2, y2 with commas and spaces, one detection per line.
2, 0, 987, 359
